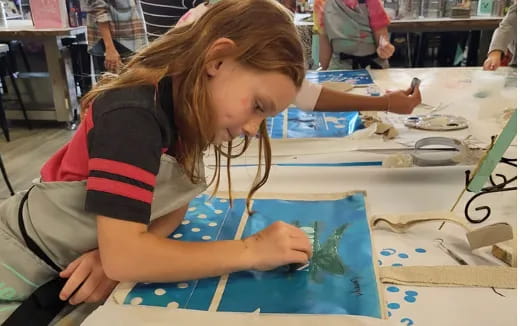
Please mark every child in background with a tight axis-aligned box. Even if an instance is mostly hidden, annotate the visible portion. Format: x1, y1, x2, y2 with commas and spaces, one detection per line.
314, 0, 395, 70
0, 1, 311, 324
483, 3, 516, 70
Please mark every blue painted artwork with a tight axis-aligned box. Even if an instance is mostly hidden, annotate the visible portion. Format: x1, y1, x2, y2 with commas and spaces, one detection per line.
267, 70, 370, 139
124, 193, 382, 318
306, 69, 374, 85
266, 109, 364, 139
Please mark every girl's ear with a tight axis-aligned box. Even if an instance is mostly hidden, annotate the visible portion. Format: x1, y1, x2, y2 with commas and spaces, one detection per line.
205, 37, 237, 77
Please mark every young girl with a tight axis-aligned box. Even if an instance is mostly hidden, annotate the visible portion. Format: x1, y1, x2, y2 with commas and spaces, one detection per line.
314, 0, 395, 70
0, 0, 311, 323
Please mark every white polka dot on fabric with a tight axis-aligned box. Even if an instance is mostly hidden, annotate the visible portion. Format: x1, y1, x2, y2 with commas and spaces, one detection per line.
130, 297, 143, 305
191, 228, 200, 232
188, 207, 196, 212
177, 282, 189, 289
173, 233, 183, 239
208, 222, 218, 227
202, 235, 212, 240
167, 301, 179, 308
197, 214, 207, 219
181, 220, 190, 225
154, 288, 166, 296
219, 199, 227, 203
334, 124, 345, 128
214, 210, 223, 214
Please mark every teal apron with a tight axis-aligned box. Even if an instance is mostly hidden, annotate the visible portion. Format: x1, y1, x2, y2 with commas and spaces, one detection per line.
324, 0, 389, 70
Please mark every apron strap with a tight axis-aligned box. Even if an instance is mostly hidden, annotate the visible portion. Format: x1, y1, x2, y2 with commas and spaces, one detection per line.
17, 186, 62, 272
2, 278, 68, 326
3, 187, 71, 326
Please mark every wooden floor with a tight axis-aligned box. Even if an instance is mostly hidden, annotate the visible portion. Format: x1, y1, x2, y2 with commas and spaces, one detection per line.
0, 122, 74, 200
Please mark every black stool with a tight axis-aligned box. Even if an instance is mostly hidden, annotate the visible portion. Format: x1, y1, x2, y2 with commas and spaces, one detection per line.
0, 152, 14, 196
0, 43, 32, 141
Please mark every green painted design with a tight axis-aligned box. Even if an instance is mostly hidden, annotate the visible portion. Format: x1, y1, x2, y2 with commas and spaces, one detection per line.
299, 222, 349, 283
0, 285, 17, 300
1, 262, 38, 288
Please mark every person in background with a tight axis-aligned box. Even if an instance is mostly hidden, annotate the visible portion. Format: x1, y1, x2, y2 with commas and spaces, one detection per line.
483, 3, 516, 70
86, 0, 147, 74
314, 0, 395, 70
140, 0, 207, 42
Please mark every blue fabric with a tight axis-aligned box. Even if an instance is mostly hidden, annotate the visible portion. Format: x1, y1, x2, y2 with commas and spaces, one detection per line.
306, 69, 374, 85
266, 69, 371, 139
124, 193, 382, 318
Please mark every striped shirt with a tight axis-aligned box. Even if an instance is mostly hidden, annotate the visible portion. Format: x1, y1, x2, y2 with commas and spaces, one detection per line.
140, 0, 205, 41
41, 78, 176, 224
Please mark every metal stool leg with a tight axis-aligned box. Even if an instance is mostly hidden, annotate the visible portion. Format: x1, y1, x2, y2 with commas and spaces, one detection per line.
0, 91, 10, 141
0, 153, 14, 196
6, 64, 31, 129
0, 74, 7, 94
17, 41, 31, 72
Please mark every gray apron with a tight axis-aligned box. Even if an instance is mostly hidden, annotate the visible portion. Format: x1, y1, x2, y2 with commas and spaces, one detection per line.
324, 0, 389, 70
0, 154, 206, 322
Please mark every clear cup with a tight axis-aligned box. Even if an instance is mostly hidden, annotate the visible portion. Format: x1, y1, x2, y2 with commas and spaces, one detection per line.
471, 70, 507, 98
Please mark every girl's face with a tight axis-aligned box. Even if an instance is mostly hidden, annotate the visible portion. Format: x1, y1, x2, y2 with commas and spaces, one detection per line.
206, 57, 297, 144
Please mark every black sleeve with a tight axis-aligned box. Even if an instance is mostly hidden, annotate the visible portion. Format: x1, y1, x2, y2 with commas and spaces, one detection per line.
85, 107, 164, 224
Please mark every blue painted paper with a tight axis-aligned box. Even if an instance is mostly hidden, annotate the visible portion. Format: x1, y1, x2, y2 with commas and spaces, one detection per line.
306, 69, 374, 85
266, 70, 370, 139
124, 193, 382, 318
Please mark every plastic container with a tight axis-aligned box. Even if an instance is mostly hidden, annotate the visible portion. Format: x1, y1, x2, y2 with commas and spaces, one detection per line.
471, 70, 507, 98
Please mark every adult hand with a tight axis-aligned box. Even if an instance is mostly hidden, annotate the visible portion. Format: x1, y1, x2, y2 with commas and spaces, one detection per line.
483, 51, 502, 71
104, 47, 122, 73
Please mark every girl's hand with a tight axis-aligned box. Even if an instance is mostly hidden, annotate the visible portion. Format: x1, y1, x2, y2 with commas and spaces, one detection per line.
385, 86, 422, 114
59, 250, 118, 305
244, 221, 312, 271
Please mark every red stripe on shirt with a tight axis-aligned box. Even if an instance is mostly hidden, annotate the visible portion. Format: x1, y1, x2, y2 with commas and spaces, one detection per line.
89, 158, 156, 187
87, 177, 153, 204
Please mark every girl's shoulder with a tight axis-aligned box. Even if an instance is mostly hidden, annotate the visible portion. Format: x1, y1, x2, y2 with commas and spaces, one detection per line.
92, 84, 157, 117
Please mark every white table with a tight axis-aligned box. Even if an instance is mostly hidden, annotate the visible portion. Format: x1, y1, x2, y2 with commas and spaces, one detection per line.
0, 20, 86, 123
83, 67, 517, 325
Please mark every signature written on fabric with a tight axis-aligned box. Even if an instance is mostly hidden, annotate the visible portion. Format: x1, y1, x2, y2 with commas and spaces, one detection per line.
350, 276, 363, 296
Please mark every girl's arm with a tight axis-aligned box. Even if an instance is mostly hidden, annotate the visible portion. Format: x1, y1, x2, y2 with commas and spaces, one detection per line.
97, 216, 311, 282
295, 78, 422, 114
319, 33, 332, 70
147, 204, 188, 238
